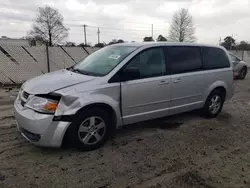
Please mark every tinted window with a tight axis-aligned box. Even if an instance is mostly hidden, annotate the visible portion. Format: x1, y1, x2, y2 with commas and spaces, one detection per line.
124, 47, 166, 80
202, 47, 230, 69
168, 46, 202, 74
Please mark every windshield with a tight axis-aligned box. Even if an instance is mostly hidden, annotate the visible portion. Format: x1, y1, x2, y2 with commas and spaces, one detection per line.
71, 45, 137, 76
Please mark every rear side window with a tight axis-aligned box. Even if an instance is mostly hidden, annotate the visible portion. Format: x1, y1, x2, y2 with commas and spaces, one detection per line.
202, 47, 230, 69
168, 46, 202, 74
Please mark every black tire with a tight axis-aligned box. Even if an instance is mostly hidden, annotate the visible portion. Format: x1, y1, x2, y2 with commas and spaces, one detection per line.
66, 108, 114, 151
238, 67, 247, 80
202, 89, 225, 118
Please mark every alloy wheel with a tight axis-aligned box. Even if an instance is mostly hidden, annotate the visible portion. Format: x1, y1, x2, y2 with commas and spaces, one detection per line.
77, 116, 106, 145
209, 95, 222, 114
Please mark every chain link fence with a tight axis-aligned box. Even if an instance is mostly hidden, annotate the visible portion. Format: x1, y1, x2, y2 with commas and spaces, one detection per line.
0, 45, 100, 85
229, 50, 250, 67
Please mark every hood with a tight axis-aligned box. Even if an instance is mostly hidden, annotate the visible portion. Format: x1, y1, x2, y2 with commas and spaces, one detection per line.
22, 69, 95, 94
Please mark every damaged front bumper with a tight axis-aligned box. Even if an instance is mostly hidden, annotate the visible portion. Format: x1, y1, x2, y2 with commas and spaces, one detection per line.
14, 98, 72, 148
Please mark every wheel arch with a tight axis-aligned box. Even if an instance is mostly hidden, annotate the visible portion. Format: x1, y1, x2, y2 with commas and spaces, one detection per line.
75, 103, 118, 126
204, 81, 227, 103
212, 86, 226, 100
62, 102, 119, 147
242, 65, 248, 70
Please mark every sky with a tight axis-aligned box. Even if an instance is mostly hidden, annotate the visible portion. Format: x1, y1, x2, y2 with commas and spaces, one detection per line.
0, 0, 249, 45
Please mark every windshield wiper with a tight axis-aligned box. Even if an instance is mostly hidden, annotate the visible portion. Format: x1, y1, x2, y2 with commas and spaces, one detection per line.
69, 68, 92, 76
68, 67, 102, 77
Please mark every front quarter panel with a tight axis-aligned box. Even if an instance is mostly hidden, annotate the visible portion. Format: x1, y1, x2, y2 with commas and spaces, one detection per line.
55, 83, 122, 127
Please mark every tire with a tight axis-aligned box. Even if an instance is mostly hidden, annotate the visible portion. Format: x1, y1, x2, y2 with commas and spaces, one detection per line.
238, 67, 247, 80
66, 108, 114, 151
202, 89, 225, 118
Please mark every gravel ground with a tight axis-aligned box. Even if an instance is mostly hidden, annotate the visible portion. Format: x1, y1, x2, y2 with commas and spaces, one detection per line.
0, 76, 250, 188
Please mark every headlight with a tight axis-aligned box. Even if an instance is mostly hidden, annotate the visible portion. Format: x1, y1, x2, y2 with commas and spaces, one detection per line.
25, 96, 58, 114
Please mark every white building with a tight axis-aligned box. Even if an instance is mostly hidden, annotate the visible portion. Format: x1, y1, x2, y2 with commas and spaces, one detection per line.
0, 36, 29, 46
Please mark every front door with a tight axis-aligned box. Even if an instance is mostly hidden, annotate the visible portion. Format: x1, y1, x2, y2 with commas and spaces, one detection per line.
121, 47, 171, 125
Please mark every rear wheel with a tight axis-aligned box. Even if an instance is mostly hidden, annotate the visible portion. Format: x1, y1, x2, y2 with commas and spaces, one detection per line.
238, 67, 247, 80
202, 89, 225, 118
67, 108, 113, 151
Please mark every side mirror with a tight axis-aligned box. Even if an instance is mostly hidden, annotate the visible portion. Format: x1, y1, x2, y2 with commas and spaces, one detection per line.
120, 68, 140, 81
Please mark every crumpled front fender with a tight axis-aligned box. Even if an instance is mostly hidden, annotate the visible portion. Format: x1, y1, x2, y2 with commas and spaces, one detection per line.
54, 86, 122, 128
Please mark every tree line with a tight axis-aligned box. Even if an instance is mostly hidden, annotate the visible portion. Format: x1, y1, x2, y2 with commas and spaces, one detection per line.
27, 6, 197, 47
220, 36, 250, 51
27, 5, 250, 50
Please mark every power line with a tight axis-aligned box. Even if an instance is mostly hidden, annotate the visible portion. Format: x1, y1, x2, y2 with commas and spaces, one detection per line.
88, 25, 150, 32
68, 24, 151, 32
70, 31, 148, 37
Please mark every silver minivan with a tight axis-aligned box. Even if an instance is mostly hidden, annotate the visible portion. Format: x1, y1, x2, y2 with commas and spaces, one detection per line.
14, 43, 235, 151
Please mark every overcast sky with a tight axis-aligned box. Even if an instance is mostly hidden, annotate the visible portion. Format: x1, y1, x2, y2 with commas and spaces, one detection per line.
0, 0, 249, 45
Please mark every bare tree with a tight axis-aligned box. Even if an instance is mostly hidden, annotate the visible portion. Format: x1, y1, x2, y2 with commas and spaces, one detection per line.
168, 8, 196, 42
29, 6, 69, 46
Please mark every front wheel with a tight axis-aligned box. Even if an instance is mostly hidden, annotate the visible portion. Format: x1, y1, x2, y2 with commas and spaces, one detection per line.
67, 108, 113, 151
202, 90, 225, 118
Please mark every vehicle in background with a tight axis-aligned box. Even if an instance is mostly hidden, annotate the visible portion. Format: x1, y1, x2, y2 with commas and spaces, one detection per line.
229, 52, 248, 79
14, 43, 235, 151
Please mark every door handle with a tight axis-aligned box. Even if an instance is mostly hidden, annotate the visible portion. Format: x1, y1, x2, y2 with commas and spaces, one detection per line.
173, 78, 181, 83
158, 80, 169, 85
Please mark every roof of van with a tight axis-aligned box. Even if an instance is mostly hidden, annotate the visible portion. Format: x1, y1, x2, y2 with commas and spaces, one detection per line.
112, 42, 224, 49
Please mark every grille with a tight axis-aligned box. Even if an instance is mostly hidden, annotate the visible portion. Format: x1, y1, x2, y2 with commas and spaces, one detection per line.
22, 91, 29, 99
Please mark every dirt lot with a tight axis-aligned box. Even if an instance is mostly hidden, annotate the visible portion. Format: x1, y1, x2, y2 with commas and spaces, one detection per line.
0, 76, 250, 188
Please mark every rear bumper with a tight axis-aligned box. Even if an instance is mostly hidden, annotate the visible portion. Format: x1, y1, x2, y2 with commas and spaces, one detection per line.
14, 98, 71, 148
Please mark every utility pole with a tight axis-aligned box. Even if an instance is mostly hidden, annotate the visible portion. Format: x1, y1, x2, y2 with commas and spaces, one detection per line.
46, 45, 50, 73
151, 24, 154, 39
97, 27, 100, 44
83, 24, 87, 46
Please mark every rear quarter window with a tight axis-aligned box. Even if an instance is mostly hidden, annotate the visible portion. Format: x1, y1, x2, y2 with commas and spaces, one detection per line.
202, 47, 230, 69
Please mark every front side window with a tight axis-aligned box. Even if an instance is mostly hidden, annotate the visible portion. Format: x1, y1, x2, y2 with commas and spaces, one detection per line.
123, 47, 166, 80
202, 47, 230, 69
168, 46, 202, 74
71, 46, 137, 76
